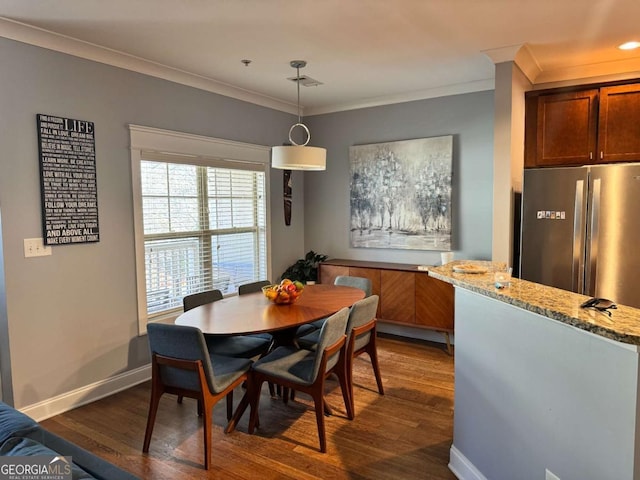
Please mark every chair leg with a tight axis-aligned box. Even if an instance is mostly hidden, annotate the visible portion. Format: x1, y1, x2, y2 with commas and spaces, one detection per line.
336, 362, 354, 420
142, 388, 162, 453
367, 342, 384, 395
225, 390, 249, 434
177, 395, 183, 404
323, 399, 334, 416
346, 352, 356, 416
248, 378, 264, 435
226, 390, 234, 421
311, 391, 327, 453
268, 382, 276, 397
202, 396, 213, 470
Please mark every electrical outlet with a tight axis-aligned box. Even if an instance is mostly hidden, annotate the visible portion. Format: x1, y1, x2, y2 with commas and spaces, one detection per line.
24, 238, 52, 258
545, 469, 561, 480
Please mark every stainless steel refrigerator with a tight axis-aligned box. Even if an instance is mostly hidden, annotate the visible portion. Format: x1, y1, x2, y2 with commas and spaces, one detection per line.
520, 163, 640, 309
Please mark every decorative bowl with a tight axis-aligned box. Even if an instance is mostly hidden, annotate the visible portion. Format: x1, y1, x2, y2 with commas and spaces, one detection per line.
262, 280, 304, 305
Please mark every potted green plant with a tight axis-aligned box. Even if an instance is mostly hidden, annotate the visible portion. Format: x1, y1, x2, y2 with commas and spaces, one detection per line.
280, 250, 328, 284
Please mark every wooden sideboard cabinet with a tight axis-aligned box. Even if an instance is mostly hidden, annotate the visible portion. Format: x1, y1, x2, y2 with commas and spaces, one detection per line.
319, 259, 454, 351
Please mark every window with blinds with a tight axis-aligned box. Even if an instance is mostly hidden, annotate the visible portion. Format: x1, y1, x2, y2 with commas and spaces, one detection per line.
140, 158, 267, 316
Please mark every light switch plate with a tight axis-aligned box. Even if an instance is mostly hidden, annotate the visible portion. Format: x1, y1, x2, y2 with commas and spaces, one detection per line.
24, 238, 52, 258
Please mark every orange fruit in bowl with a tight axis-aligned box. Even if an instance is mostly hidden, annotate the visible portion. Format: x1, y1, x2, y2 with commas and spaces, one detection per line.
263, 280, 303, 304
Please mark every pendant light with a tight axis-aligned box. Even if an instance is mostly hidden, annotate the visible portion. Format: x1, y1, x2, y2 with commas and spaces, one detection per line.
272, 60, 326, 171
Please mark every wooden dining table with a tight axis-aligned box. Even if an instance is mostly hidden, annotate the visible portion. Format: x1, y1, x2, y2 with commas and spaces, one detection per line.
175, 283, 366, 433
175, 283, 365, 345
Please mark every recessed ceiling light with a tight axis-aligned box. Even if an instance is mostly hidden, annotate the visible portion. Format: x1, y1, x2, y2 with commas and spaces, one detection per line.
618, 41, 640, 50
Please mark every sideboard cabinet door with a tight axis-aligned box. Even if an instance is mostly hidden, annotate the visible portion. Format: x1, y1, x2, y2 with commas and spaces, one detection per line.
319, 264, 349, 285
415, 273, 454, 331
380, 270, 415, 325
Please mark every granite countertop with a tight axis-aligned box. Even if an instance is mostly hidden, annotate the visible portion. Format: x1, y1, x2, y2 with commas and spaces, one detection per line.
429, 260, 640, 346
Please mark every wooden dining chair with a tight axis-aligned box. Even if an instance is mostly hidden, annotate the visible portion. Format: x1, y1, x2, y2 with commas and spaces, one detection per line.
237, 280, 272, 295
296, 295, 382, 415
237, 280, 277, 397
183, 289, 223, 312
343, 295, 383, 413
178, 289, 271, 405
238, 280, 273, 341
246, 307, 352, 453
143, 323, 252, 470
297, 275, 372, 347
183, 289, 272, 360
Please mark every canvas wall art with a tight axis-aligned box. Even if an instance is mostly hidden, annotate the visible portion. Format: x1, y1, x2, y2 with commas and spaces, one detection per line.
349, 135, 452, 251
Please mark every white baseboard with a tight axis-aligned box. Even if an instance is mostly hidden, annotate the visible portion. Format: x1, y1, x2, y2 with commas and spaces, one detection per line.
20, 364, 151, 422
377, 322, 454, 345
449, 445, 488, 480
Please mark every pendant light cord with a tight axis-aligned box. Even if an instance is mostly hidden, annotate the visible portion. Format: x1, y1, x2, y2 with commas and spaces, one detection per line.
296, 64, 302, 124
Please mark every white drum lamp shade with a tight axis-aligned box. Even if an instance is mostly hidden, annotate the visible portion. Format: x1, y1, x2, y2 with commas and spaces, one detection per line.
272, 145, 326, 170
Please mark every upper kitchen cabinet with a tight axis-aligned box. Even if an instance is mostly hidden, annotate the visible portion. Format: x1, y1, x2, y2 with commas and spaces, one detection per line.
525, 89, 598, 167
598, 84, 640, 163
525, 81, 640, 168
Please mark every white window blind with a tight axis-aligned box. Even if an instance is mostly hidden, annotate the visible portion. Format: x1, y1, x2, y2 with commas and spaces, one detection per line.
140, 157, 267, 316
130, 125, 271, 333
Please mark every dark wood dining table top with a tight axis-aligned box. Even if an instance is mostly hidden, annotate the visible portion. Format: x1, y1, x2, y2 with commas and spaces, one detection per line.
174, 284, 365, 335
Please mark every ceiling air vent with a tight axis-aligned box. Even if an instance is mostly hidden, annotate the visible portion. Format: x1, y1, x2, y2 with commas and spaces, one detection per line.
287, 75, 323, 87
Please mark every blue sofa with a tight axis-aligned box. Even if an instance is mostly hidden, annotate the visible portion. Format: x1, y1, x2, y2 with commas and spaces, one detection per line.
0, 401, 139, 479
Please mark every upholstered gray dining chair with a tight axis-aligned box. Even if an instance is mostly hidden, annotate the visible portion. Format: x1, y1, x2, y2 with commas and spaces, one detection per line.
335, 275, 373, 297
297, 275, 372, 346
343, 294, 383, 412
237, 280, 272, 295
297, 295, 382, 415
143, 323, 252, 470
238, 280, 273, 342
183, 289, 272, 360
237, 280, 277, 397
178, 289, 272, 405
183, 289, 223, 312
246, 307, 352, 453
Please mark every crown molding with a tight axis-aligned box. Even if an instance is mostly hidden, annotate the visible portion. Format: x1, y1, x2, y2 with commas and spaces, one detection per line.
483, 41, 640, 87
0, 16, 497, 117
483, 43, 542, 83
534, 57, 640, 85
0, 16, 298, 115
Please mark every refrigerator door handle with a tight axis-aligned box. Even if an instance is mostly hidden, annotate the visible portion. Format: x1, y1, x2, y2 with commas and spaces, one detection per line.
586, 178, 601, 296
573, 180, 585, 293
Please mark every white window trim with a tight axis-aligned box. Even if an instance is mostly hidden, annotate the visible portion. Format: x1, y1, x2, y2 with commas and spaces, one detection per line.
129, 125, 272, 335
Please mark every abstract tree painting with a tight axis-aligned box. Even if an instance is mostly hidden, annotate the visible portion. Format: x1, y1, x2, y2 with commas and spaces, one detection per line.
349, 135, 452, 251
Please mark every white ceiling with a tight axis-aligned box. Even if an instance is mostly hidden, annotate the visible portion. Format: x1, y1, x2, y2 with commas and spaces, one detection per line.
1, 0, 640, 115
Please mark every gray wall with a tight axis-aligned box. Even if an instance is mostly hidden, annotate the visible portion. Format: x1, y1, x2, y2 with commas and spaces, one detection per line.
0, 38, 304, 408
304, 92, 494, 266
452, 289, 640, 480
0, 37, 496, 409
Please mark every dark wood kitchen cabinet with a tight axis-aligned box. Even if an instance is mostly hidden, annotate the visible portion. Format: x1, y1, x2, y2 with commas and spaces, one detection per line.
525, 89, 598, 167
525, 81, 640, 168
319, 259, 453, 351
598, 84, 640, 163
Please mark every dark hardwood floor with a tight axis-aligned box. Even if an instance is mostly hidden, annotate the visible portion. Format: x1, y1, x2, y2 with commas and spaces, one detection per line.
40, 335, 455, 479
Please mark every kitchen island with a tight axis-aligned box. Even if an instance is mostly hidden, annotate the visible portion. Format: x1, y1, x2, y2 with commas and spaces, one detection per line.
429, 261, 640, 480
